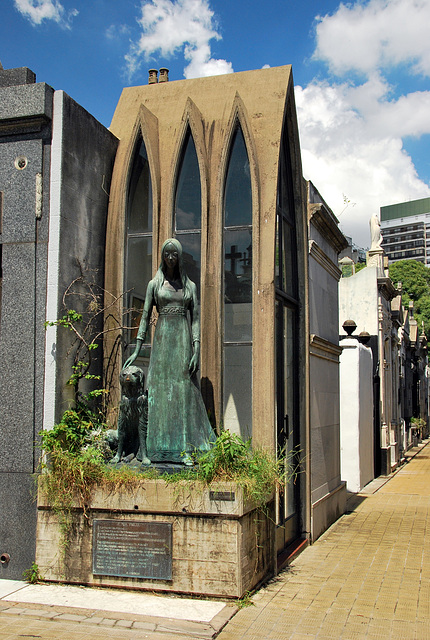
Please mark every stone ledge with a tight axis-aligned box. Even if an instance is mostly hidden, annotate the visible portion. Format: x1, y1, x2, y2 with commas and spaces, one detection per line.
37, 478, 264, 518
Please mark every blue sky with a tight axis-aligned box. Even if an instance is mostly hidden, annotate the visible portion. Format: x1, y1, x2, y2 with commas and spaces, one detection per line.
1, 0, 430, 248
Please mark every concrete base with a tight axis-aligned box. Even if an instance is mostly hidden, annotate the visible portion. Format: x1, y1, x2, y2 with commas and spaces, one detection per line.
311, 481, 347, 542
36, 479, 275, 598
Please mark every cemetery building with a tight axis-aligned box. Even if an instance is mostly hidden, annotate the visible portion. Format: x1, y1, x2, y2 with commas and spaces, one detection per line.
339, 241, 429, 482
105, 65, 347, 558
307, 182, 347, 536
0, 64, 117, 579
339, 247, 401, 477
381, 196, 430, 265
1, 62, 347, 584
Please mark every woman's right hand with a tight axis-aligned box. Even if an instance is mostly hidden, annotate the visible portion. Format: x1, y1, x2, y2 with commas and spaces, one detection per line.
123, 353, 137, 370
122, 338, 144, 370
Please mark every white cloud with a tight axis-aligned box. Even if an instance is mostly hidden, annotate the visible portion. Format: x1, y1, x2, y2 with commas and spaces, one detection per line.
296, 0, 430, 248
106, 24, 130, 41
314, 0, 430, 77
296, 78, 430, 247
125, 0, 233, 80
14, 0, 78, 27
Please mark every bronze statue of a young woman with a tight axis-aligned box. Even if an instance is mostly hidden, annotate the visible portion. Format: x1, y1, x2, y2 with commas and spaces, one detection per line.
124, 238, 214, 464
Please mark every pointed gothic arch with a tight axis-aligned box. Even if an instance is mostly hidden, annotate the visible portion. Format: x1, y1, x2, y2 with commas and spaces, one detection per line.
221, 104, 257, 440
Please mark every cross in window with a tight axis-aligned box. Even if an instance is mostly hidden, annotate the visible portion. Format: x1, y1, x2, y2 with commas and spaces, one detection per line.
225, 245, 242, 275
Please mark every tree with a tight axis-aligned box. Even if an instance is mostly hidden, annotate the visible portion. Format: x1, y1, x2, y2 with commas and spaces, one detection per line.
388, 260, 430, 338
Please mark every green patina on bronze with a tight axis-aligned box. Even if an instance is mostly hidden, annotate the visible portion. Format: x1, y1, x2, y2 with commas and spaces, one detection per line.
124, 238, 214, 463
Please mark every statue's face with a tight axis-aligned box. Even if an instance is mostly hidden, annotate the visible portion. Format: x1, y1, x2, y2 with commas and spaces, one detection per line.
163, 243, 179, 272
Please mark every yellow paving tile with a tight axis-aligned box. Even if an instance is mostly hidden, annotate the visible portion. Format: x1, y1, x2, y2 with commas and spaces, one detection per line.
216, 442, 430, 640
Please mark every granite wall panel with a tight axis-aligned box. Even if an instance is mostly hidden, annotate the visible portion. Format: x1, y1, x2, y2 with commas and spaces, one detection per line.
0, 472, 37, 580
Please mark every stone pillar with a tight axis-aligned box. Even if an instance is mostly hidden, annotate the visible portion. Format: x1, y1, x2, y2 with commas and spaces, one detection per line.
367, 248, 384, 272
340, 337, 374, 492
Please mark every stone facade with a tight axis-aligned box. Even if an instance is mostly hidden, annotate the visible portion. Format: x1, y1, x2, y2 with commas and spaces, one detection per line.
339, 241, 429, 478
36, 481, 275, 598
339, 337, 374, 492
307, 182, 347, 539
0, 70, 53, 579
0, 62, 350, 583
105, 66, 311, 555
0, 67, 117, 579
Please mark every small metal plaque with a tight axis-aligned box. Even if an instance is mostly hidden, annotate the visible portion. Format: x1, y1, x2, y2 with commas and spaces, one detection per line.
92, 520, 172, 580
209, 490, 236, 502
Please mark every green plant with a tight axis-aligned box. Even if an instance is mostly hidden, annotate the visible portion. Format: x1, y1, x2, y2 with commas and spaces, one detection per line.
236, 590, 255, 609
23, 562, 43, 584
39, 423, 301, 559
389, 260, 430, 339
355, 262, 367, 272
194, 430, 300, 508
411, 417, 426, 431
41, 409, 98, 455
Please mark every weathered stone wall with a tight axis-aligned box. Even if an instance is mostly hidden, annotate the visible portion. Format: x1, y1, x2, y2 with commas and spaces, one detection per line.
0, 68, 118, 580
36, 482, 275, 598
44, 91, 118, 424
0, 73, 53, 579
308, 194, 347, 541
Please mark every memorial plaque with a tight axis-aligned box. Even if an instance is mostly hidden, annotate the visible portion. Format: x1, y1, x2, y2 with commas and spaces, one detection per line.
92, 520, 172, 580
209, 490, 236, 501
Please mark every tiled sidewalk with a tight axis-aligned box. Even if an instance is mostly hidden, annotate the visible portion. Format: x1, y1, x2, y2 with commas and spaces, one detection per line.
0, 597, 234, 639
0, 580, 234, 639
218, 441, 430, 640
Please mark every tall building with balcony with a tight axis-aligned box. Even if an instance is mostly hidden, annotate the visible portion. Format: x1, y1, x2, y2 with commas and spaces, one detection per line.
380, 197, 430, 265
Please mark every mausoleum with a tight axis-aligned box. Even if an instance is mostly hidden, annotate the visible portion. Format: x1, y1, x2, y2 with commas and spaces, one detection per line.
105, 65, 346, 555
0, 63, 347, 584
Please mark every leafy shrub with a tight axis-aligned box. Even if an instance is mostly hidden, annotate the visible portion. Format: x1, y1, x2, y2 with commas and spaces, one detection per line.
23, 562, 43, 584
194, 430, 300, 506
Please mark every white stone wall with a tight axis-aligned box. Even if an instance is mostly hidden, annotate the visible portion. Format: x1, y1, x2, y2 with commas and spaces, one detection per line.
339, 266, 379, 335
340, 338, 374, 492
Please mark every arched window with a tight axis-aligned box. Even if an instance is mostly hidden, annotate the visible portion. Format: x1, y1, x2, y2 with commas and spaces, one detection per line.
174, 128, 201, 296
223, 124, 253, 439
275, 115, 300, 535
124, 137, 153, 365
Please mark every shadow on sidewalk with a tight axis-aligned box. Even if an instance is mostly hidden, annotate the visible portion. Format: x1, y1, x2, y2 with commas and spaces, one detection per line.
345, 492, 367, 514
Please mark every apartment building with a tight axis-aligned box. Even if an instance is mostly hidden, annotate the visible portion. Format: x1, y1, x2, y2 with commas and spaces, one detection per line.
381, 197, 430, 265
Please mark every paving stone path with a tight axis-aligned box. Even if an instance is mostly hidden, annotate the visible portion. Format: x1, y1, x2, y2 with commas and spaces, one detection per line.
218, 441, 430, 640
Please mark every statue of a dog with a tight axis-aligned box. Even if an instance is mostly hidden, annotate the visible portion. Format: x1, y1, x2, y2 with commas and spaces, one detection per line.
110, 365, 150, 466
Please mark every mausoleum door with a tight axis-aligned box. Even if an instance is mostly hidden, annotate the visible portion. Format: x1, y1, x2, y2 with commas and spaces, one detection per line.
275, 297, 300, 551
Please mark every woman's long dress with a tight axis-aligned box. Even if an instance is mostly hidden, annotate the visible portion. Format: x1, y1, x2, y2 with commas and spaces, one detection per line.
145, 282, 214, 462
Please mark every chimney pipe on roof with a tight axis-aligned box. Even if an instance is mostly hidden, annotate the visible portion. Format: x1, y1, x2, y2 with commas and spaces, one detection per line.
148, 69, 158, 84
159, 67, 169, 82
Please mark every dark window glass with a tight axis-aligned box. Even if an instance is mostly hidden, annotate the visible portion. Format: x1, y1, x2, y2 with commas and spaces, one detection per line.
224, 228, 252, 342
275, 118, 301, 536
223, 123, 253, 439
175, 130, 201, 231
174, 129, 202, 296
276, 133, 297, 299
126, 236, 152, 305
176, 231, 201, 298
127, 140, 152, 234
224, 127, 252, 227
124, 137, 153, 367
223, 344, 252, 440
